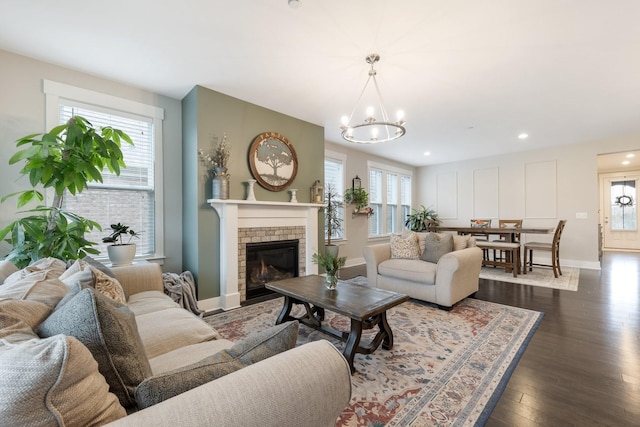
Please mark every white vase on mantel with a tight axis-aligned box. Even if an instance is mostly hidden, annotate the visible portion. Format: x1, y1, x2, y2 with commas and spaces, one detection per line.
289, 188, 298, 203
245, 179, 257, 201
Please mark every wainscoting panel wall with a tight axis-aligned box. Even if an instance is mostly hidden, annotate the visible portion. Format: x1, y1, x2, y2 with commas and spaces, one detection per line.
525, 160, 557, 218
473, 167, 499, 218
436, 172, 458, 219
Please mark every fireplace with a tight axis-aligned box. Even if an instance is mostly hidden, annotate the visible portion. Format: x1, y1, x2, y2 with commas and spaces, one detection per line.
246, 239, 299, 299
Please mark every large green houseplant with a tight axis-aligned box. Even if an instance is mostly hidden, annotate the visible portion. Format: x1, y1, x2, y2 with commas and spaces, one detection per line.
405, 205, 441, 232
0, 116, 133, 268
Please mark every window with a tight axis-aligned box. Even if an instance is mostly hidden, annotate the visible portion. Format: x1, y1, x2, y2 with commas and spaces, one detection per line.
324, 151, 346, 241
610, 179, 637, 230
369, 162, 412, 237
43, 80, 164, 260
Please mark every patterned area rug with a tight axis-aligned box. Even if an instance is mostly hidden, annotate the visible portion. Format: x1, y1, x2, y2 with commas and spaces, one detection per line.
479, 266, 580, 291
205, 283, 543, 426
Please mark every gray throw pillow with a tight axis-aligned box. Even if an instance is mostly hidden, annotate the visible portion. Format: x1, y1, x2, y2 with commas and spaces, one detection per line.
135, 321, 299, 409
421, 232, 454, 263
37, 287, 152, 408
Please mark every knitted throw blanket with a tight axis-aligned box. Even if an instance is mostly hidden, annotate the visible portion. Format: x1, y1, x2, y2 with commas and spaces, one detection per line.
162, 271, 204, 317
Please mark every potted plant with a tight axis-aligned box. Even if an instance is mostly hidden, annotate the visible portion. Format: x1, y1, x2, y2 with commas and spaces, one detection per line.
312, 250, 347, 290
344, 187, 369, 212
0, 116, 133, 268
405, 205, 441, 232
323, 183, 344, 257
102, 223, 141, 266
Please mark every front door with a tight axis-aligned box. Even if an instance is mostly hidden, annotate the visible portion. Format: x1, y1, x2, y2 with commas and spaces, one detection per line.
602, 173, 640, 250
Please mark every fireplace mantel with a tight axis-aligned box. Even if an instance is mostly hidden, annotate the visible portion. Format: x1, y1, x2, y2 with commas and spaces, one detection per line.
207, 198, 324, 310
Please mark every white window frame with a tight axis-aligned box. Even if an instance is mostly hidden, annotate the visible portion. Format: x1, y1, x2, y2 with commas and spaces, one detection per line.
42, 80, 165, 261
324, 149, 347, 242
368, 160, 412, 237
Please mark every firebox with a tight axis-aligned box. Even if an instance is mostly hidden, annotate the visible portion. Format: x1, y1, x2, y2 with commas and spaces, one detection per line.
246, 239, 299, 299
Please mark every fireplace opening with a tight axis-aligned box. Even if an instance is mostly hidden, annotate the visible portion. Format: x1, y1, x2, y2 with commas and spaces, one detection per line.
246, 239, 299, 299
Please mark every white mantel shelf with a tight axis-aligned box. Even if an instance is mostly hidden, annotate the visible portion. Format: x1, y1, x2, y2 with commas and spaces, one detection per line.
207, 199, 325, 209
207, 199, 324, 311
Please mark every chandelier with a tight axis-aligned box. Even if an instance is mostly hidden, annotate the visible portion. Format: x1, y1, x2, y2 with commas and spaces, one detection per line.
340, 54, 406, 144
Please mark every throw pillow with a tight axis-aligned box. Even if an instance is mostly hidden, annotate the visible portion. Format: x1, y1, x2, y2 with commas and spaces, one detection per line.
135, 321, 299, 409
0, 269, 69, 311
0, 335, 126, 425
62, 259, 127, 304
37, 287, 152, 408
421, 232, 454, 263
0, 299, 51, 340
3, 257, 67, 285
390, 232, 420, 259
453, 235, 471, 251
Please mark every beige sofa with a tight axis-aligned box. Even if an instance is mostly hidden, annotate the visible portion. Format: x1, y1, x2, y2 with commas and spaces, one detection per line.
0, 258, 352, 427
363, 233, 483, 308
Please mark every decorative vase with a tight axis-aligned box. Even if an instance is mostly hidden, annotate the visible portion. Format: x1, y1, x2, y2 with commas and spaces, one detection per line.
107, 244, 136, 266
245, 179, 256, 201
289, 188, 298, 203
212, 173, 229, 200
325, 274, 338, 290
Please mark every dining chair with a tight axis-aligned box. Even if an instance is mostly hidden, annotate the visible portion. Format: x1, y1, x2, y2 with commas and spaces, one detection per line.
492, 219, 523, 263
470, 219, 492, 260
523, 220, 567, 278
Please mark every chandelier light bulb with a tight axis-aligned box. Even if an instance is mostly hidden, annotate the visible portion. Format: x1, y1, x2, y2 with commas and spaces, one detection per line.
366, 106, 374, 118
341, 115, 349, 126
397, 110, 404, 122
371, 127, 379, 139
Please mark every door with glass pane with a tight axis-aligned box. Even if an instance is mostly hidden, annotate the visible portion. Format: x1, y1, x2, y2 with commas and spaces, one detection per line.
603, 174, 640, 250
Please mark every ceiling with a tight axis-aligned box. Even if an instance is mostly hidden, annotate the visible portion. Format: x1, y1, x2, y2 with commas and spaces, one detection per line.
1, 0, 640, 167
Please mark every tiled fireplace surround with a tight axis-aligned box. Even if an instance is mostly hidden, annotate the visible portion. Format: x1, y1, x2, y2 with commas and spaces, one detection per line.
208, 199, 322, 311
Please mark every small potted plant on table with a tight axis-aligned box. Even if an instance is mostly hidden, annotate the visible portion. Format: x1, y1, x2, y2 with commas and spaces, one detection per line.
102, 223, 140, 266
312, 250, 347, 290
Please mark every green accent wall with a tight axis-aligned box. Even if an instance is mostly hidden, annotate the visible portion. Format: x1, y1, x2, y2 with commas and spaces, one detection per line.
182, 86, 324, 300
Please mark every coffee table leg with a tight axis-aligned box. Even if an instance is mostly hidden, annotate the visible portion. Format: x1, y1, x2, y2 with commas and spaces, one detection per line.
275, 296, 293, 325
379, 311, 394, 350
344, 320, 363, 374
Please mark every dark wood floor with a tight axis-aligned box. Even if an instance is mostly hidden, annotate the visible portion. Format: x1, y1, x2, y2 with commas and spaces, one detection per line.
341, 252, 640, 426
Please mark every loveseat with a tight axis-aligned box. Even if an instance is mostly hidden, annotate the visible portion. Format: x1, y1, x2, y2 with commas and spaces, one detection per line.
0, 258, 352, 427
363, 232, 483, 308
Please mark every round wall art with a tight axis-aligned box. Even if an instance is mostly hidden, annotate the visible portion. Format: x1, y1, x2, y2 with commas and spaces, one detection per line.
249, 131, 298, 192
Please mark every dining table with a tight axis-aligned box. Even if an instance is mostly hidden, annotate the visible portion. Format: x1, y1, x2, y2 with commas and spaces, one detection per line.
432, 225, 555, 243
432, 225, 555, 276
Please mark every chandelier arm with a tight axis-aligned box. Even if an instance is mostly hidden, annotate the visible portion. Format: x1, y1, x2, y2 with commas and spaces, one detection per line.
371, 75, 392, 123
345, 73, 374, 125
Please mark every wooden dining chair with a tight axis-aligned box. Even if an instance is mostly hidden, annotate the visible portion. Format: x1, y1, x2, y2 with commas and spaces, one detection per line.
523, 220, 567, 278
492, 219, 523, 263
469, 219, 492, 260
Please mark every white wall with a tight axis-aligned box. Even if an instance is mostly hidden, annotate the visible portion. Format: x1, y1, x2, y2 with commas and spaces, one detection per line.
0, 49, 184, 272
417, 135, 640, 270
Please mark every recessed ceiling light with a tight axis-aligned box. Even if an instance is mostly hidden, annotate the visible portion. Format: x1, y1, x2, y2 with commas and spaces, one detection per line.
518, 133, 529, 140
288, 0, 301, 8
626, 153, 635, 158
423, 151, 431, 156
622, 160, 630, 165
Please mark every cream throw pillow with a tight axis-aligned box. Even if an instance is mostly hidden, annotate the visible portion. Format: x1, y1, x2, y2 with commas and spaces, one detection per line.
0, 335, 126, 425
390, 232, 420, 259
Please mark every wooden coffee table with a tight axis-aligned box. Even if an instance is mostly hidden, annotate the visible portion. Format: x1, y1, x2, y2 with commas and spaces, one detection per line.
265, 275, 409, 374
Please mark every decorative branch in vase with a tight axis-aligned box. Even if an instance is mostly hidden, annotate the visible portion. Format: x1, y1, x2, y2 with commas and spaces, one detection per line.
199, 133, 231, 199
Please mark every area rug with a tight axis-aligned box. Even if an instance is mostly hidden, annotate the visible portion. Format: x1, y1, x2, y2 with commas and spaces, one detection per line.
479, 266, 580, 291
205, 286, 543, 426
